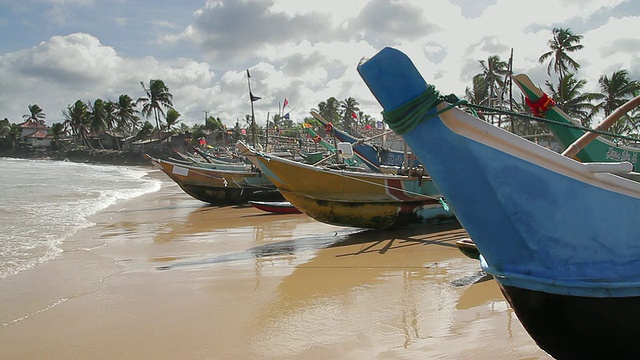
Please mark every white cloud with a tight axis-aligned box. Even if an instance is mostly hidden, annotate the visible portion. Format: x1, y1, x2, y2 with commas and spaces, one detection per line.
1, 0, 639, 128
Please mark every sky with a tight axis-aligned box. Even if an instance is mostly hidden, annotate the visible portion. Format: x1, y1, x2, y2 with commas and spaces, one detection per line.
1, 0, 639, 129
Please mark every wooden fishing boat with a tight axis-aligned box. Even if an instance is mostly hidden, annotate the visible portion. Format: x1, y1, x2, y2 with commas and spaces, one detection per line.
249, 201, 303, 214
455, 238, 480, 260
359, 47, 640, 359
145, 154, 283, 205
513, 74, 640, 169
301, 123, 363, 167
311, 111, 420, 172
237, 141, 455, 229
169, 150, 254, 172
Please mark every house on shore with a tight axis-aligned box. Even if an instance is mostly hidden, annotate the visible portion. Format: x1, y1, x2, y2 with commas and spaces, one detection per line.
18, 119, 52, 148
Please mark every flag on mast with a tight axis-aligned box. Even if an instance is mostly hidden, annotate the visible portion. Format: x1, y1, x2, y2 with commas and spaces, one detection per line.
250, 92, 261, 101
283, 98, 289, 108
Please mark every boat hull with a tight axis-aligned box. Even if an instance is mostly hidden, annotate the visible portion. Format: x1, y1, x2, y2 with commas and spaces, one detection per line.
147, 155, 282, 205
280, 190, 451, 228
455, 238, 480, 260
237, 142, 455, 229
249, 201, 303, 214
499, 284, 640, 359
358, 47, 640, 358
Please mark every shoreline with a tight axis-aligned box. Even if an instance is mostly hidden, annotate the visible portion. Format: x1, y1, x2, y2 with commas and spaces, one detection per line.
0, 164, 552, 359
0, 147, 169, 166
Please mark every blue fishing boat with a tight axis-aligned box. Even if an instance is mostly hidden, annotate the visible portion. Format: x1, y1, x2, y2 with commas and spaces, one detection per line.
310, 111, 420, 172
358, 47, 640, 359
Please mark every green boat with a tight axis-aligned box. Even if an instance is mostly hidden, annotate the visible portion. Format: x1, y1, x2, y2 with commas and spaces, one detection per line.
513, 74, 640, 169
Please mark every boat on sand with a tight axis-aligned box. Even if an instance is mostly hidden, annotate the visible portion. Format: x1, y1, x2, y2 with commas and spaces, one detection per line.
237, 141, 455, 229
358, 46, 640, 359
249, 201, 302, 214
146, 154, 282, 205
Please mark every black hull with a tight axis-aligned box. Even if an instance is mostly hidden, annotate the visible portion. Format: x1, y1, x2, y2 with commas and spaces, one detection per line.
499, 284, 640, 359
180, 185, 284, 205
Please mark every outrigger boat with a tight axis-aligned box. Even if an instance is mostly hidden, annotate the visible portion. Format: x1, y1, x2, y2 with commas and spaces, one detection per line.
237, 141, 454, 229
146, 154, 283, 205
311, 111, 420, 172
358, 47, 640, 359
513, 73, 640, 169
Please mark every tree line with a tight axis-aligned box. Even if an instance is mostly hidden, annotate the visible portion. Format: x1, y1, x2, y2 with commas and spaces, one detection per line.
2, 27, 639, 151
465, 28, 640, 141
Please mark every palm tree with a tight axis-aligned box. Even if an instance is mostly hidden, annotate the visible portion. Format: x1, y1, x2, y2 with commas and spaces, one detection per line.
339, 97, 360, 132
23, 104, 46, 124
0, 118, 15, 148
137, 79, 174, 141
165, 108, 181, 132
591, 70, 640, 117
63, 100, 93, 149
102, 100, 121, 150
317, 97, 341, 126
479, 55, 509, 107
590, 69, 640, 139
114, 94, 139, 137
88, 99, 107, 149
545, 73, 596, 128
204, 116, 225, 144
538, 28, 584, 101
136, 121, 154, 140
50, 122, 67, 150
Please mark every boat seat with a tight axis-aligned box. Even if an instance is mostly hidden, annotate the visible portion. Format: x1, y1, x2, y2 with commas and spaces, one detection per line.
584, 162, 633, 174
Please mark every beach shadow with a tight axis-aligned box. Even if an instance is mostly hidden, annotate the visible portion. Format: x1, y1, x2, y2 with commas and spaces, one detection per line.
157, 221, 466, 270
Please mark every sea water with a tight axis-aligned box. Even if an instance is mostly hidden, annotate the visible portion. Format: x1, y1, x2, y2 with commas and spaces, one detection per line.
0, 157, 161, 278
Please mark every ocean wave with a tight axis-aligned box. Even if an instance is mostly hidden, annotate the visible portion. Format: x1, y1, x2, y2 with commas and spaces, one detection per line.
0, 158, 162, 278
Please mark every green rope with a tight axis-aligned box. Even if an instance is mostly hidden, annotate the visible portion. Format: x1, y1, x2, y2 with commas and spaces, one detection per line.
382, 85, 442, 135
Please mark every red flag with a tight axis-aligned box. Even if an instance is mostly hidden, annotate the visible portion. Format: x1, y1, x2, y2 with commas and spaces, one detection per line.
351, 111, 357, 119
283, 98, 289, 108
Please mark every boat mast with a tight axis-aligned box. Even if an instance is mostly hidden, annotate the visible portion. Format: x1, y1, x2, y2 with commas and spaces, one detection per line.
247, 69, 257, 148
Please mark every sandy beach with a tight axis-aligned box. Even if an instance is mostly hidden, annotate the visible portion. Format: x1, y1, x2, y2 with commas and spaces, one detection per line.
0, 168, 552, 359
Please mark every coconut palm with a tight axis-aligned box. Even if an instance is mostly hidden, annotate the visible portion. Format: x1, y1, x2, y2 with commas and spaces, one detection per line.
88, 99, 108, 149
317, 97, 341, 126
339, 97, 360, 132
479, 55, 509, 108
137, 79, 174, 140
101, 100, 121, 150
539, 28, 584, 101
63, 100, 93, 149
50, 122, 67, 150
591, 70, 640, 117
0, 118, 18, 149
545, 73, 596, 128
23, 104, 46, 124
136, 121, 154, 140
165, 108, 181, 132
590, 70, 640, 139
114, 94, 139, 137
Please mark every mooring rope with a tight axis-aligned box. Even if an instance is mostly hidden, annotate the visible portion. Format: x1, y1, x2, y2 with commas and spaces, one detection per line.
381, 86, 640, 144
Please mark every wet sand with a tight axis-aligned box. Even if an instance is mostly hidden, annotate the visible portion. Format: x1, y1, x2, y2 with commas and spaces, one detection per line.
0, 169, 552, 359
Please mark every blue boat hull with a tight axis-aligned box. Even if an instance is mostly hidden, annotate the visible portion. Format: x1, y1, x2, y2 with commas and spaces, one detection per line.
358, 47, 640, 359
